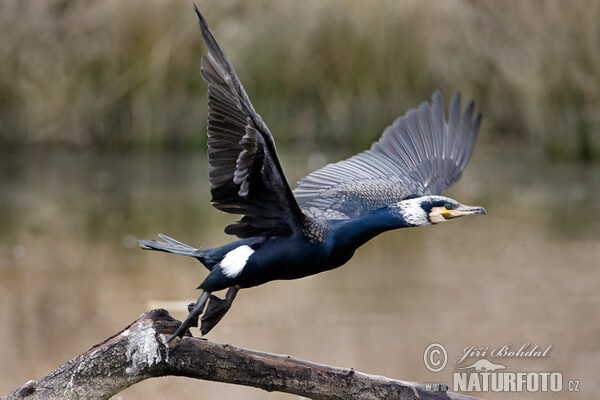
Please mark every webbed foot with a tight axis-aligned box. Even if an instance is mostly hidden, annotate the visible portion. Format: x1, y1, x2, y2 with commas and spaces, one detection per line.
167, 291, 210, 343
200, 286, 239, 335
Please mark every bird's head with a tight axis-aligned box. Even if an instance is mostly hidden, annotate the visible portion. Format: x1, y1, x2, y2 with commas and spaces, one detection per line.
389, 195, 486, 227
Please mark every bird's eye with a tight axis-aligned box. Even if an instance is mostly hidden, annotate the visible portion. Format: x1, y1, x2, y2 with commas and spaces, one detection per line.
445, 203, 452, 210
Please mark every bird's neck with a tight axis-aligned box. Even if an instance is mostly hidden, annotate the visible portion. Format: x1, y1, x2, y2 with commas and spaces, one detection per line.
328, 207, 407, 252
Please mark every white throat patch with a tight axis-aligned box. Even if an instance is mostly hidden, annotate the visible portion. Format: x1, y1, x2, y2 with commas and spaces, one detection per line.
220, 245, 254, 278
399, 198, 430, 226
393, 197, 432, 227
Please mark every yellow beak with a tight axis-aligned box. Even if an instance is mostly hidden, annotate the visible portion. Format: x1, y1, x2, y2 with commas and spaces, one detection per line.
441, 205, 487, 220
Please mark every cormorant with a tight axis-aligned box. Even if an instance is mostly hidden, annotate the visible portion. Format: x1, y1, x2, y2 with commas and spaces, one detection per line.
140, 7, 486, 342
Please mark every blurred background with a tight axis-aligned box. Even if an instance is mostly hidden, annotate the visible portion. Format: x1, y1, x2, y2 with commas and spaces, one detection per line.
0, 0, 598, 399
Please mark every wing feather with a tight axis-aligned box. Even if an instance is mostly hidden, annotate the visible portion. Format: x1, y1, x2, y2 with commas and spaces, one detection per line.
294, 91, 481, 218
195, 7, 303, 238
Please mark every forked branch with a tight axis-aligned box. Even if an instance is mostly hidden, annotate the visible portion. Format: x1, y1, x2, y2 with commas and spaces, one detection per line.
2, 309, 477, 400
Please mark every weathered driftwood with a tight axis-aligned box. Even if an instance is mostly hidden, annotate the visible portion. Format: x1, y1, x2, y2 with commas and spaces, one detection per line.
2, 309, 477, 400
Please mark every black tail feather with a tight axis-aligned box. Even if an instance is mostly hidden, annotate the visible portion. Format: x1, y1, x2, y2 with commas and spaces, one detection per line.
139, 234, 211, 268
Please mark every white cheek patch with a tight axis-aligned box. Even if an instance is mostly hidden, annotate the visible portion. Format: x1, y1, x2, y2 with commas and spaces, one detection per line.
398, 198, 430, 226
220, 245, 254, 278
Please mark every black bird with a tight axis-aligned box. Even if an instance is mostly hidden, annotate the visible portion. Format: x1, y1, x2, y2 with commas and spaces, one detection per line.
140, 7, 486, 342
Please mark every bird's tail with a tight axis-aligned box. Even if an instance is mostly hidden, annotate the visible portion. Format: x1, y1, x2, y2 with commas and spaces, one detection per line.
139, 234, 206, 264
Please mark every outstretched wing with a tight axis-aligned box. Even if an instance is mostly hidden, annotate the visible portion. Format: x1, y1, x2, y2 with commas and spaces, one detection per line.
294, 91, 481, 219
195, 7, 304, 238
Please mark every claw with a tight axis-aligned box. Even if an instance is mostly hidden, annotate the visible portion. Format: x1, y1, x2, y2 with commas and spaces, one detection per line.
167, 291, 210, 343
186, 302, 199, 328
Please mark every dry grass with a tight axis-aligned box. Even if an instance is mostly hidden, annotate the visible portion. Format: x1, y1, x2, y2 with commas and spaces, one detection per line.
0, 0, 598, 159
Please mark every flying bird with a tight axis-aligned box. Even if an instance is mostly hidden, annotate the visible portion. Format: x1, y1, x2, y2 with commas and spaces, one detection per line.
140, 6, 486, 342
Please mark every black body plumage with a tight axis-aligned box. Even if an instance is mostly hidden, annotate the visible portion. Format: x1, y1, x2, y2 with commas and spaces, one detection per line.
139, 6, 486, 340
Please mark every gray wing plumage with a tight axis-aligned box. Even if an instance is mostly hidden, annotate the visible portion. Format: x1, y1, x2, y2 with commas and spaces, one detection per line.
294, 91, 481, 219
195, 7, 304, 238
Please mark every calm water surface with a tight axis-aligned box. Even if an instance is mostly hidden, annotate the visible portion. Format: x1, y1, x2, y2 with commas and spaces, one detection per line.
0, 146, 599, 399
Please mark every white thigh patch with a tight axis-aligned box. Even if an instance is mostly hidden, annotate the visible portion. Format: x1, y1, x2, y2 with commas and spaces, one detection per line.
220, 245, 254, 278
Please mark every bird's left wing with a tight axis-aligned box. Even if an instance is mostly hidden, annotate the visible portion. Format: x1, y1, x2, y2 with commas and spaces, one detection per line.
195, 7, 304, 238
294, 92, 481, 219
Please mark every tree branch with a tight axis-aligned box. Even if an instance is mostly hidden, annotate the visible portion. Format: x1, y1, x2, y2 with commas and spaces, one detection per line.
2, 309, 477, 400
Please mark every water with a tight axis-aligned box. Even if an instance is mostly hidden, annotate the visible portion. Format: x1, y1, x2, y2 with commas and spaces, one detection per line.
0, 146, 598, 399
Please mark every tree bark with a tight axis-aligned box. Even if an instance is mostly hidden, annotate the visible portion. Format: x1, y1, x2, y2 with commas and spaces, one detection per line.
2, 309, 477, 400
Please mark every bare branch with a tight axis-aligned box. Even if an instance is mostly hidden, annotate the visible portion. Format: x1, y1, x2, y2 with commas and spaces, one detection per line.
2, 309, 477, 400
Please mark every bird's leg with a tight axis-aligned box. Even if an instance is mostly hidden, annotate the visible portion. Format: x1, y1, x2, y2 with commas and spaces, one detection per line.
200, 285, 240, 335
167, 291, 210, 342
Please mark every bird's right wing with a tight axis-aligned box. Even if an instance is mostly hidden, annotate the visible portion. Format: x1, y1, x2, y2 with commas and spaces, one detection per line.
294, 91, 481, 219
195, 7, 304, 238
